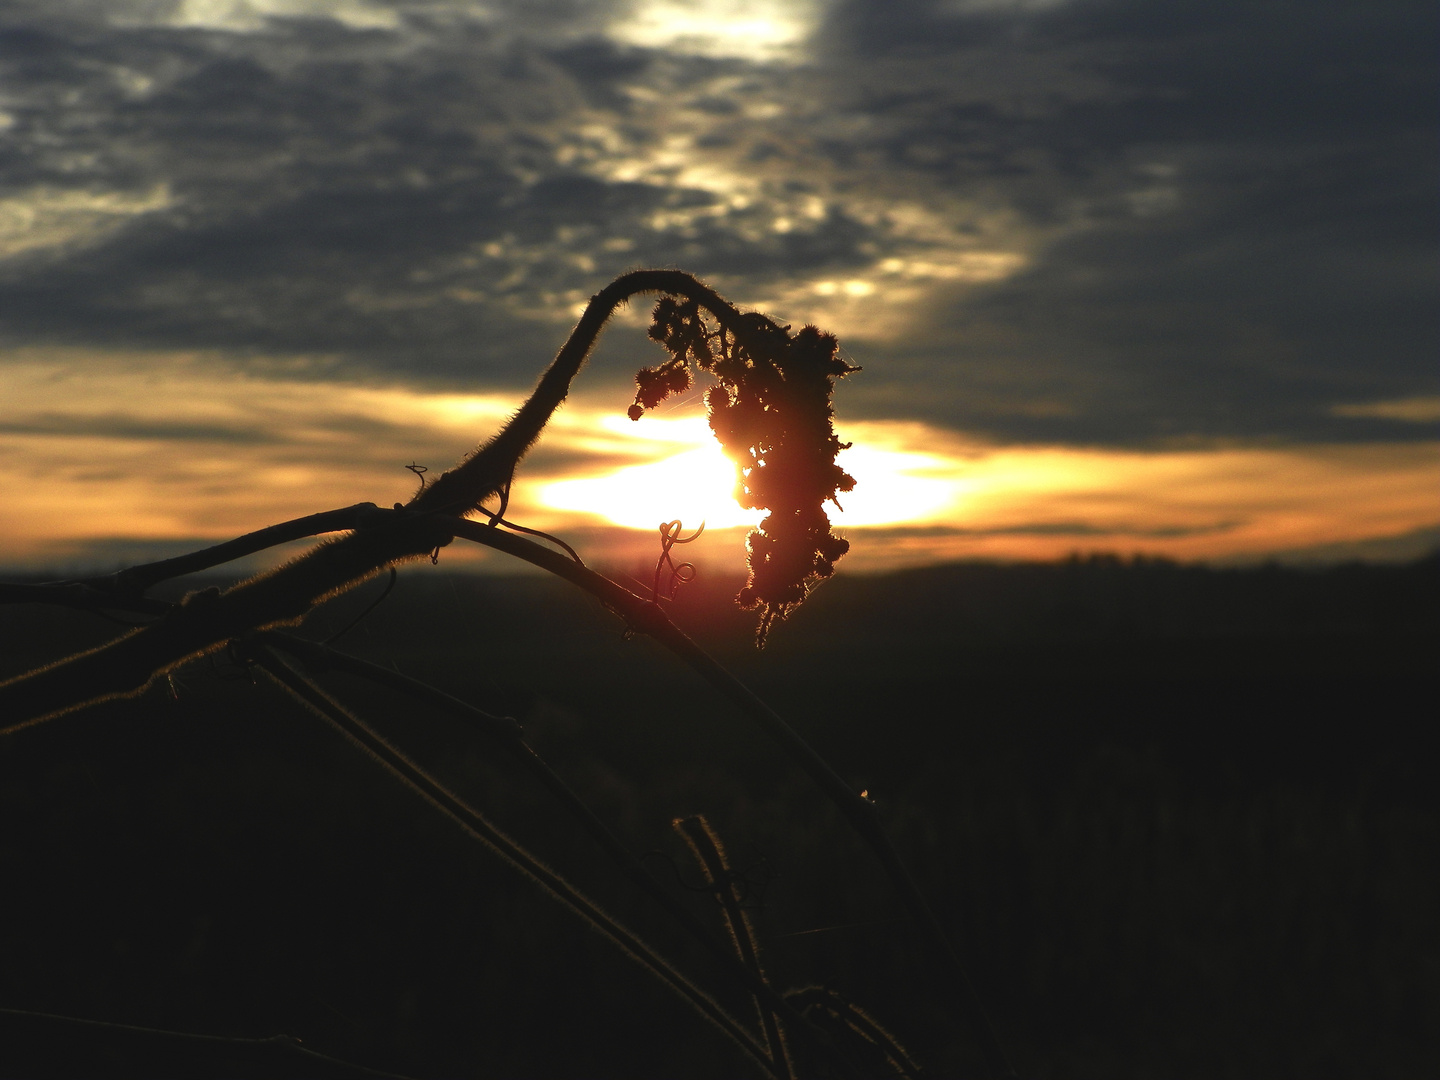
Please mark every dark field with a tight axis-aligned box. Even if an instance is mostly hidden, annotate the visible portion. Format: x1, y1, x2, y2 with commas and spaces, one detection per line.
1, 555, 1436, 1078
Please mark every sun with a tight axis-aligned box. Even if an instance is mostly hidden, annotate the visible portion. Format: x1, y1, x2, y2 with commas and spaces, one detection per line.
540, 437, 764, 531
535, 412, 965, 533
822, 444, 958, 526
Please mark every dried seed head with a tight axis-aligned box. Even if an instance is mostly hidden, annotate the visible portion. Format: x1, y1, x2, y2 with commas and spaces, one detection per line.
630, 298, 858, 645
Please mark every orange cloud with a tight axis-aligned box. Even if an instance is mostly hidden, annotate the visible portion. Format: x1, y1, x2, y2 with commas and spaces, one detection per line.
2, 352, 1435, 573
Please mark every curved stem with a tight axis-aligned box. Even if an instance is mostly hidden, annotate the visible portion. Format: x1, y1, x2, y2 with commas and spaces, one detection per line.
0, 504, 390, 617
676, 815, 794, 1080
0, 510, 454, 730
412, 270, 761, 519
0, 272, 755, 729
102, 503, 391, 595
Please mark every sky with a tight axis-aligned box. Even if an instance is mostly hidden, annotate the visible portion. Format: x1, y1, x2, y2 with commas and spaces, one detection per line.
0, 0, 1435, 575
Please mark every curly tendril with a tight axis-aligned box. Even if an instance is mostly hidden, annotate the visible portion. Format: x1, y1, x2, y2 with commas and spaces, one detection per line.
629, 296, 858, 645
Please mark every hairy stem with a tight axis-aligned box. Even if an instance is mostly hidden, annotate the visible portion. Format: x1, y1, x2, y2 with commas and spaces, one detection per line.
0, 504, 389, 617
0, 271, 753, 729
677, 815, 795, 1080
411, 269, 757, 518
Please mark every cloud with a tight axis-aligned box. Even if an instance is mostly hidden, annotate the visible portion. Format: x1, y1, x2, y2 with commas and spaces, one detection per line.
3, 354, 1434, 572
0, 185, 172, 260
155, 0, 403, 32
606, 0, 826, 62
0, 0, 1432, 478
793, 1, 1439, 442
1331, 397, 1440, 424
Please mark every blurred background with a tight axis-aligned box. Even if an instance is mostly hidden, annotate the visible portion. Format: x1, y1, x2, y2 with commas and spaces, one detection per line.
1, 560, 1436, 1076
0, 1, 1436, 1077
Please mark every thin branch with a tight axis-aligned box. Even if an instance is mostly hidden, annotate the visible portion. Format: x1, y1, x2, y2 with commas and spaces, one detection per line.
255, 632, 525, 742
0, 507, 452, 729
481, 512, 585, 565
94, 503, 393, 595
323, 567, 397, 645
244, 641, 784, 1080
0, 504, 393, 617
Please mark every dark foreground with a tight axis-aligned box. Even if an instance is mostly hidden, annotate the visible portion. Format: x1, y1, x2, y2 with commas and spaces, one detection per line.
1, 555, 1436, 1078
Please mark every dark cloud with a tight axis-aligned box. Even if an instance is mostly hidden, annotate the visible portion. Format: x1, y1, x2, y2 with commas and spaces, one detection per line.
0, 0, 1432, 445
0, 412, 278, 443
0, 10, 885, 384
812, 0, 1438, 442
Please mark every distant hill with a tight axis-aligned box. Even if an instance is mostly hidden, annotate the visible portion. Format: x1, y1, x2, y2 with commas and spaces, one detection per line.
1, 553, 1435, 1077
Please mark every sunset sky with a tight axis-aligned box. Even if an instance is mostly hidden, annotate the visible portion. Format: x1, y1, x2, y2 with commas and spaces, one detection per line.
0, 0, 1435, 575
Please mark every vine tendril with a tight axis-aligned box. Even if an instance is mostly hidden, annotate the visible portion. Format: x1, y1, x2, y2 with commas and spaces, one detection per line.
652, 519, 704, 602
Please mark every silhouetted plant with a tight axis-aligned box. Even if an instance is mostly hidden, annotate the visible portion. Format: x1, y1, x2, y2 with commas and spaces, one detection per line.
631, 296, 858, 644
0, 270, 1013, 1079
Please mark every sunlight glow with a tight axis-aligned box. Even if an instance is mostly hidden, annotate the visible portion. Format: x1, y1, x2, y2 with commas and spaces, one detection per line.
0, 353, 1435, 571
1331, 397, 1440, 423
159, 0, 399, 31
539, 414, 962, 531
0, 186, 171, 261
608, 0, 822, 62
542, 444, 762, 531
828, 446, 958, 526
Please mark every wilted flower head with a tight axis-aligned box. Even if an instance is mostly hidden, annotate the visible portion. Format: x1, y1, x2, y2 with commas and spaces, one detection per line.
630, 296, 858, 644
